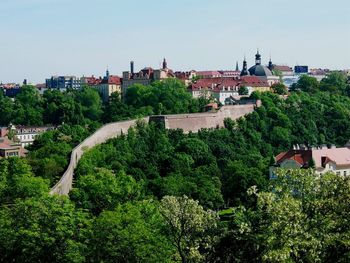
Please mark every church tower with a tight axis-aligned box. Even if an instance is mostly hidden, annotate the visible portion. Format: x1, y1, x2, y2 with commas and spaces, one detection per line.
235, 61, 239, 71
240, 57, 249, 76
268, 56, 273, 71
255, 49, 261, 65
162, 58, 168, 70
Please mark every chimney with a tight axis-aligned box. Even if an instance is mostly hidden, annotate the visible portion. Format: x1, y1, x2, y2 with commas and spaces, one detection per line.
130, 61, 134, 75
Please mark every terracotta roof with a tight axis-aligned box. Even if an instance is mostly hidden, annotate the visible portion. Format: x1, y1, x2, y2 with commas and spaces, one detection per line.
275, 149, 312, 167
275, 147, 350, 169
83, 76, 103, 86
101, 75, 121, 85
0, 137, 27, 157
273, 65, 293, 72
189, 77, 239, 92
239, 76, 269, 87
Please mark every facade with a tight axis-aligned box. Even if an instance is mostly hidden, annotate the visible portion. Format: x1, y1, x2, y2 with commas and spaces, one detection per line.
271, 145, 350, 177
0, 83, 21, 97
294, 65, 309, 74
97, 70, 122, 102
269, 64, 294, 76
46, 76, 80, 90
122, 59, 175, 95
189, 75, 269, 104
1, 125, 55, 148
174, 71, 196, 85
0, 137, 27, 158
80, 75, 103, 86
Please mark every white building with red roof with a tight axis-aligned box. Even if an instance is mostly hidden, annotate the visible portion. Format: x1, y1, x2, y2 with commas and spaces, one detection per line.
189, 75, 270, 104
97, 70, 122, 102
271, 145, 350, 177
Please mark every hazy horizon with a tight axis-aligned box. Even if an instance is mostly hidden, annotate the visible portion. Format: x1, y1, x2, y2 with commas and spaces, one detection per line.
1, 0, 349, 83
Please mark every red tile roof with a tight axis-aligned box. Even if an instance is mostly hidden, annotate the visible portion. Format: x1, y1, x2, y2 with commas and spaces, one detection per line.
240, 76, 269, 87
190, 77, 239, 92
275, 149, 313, 167
101, 75, 121, 85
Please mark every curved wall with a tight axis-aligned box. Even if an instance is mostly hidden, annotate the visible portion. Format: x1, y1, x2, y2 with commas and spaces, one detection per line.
50, 103, 258, 195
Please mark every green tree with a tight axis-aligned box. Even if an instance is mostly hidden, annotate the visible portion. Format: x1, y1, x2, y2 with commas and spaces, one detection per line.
239, 86, 249, 95
0, 195, 90, 263
160, 195, 219, 263
88, 200, 173, 262
70, 168, 141, 215
293, 75, 319, 93
271, 83, 288, 95
220, 169, 350, 263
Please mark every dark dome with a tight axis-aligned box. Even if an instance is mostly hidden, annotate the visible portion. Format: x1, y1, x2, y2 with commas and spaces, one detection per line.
248, 65, 272, 77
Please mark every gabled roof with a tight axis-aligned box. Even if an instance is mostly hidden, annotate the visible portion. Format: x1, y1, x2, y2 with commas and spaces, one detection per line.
275, 149, 312, 167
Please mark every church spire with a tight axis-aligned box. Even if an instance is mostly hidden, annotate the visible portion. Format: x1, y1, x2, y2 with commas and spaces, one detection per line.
240, 56, 249, 76
255, 49, 261, 65
268, 55, 273, 70
235, 61, 239, 71
162, 58, 168, 70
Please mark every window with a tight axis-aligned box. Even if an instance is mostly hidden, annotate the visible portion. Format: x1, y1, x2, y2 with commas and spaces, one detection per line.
344, 171, 347, 176
336, 171, 340, 176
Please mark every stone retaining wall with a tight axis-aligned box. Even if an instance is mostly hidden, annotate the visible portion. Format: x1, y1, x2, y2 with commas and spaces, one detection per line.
50, 103, 258, 195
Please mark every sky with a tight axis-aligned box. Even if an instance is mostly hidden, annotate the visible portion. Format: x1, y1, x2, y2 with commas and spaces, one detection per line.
0, 0, 349, 83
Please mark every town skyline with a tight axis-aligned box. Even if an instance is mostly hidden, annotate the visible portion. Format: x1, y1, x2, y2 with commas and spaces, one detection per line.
1, 0, 350, 83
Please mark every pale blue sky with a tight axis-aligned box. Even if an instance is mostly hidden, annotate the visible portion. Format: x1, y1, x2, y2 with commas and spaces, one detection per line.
0, 0, 349, 83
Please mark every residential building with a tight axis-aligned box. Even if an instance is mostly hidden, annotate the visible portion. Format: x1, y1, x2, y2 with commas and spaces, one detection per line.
96, 70, 122, 102
269, 64, 294, 76
80, 75, 103, 86
270, 145, 350, 178
174, 71, 196, 85
189, 75, 270, 104
0, 137, 27, 158
294, 65, 309, 74
45, 76, 80, 90
1, 125, 55, 148
0, 83, 21, 97
122, 58, 175, 95
309, 68, 330, 81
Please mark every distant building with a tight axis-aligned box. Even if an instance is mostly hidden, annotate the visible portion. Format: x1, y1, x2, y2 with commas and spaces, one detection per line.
0, 137, 27, 158
1, 125, 55, 148
189, 75, 270, 104
96, 70, 122, 102
240, 51, 280, 86
35, 83, 48, 95
269, 64, 294, 76
270, 144, 350, 178
122, 59, 175, 95
80, 75, 103, 86
174, 71, 196, 85
0, 83, 21, 97
309, 68, 329, 81
46, 76, 80, 90
294, 65, 309, 74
